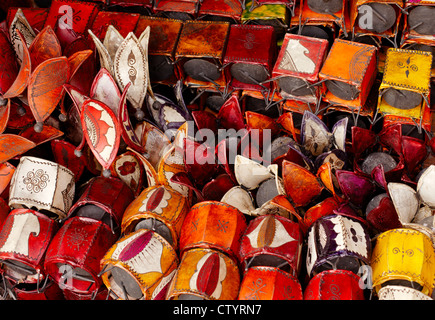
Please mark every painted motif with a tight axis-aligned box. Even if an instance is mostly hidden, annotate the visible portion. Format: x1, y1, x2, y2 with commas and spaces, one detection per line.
81, 99, 120, 171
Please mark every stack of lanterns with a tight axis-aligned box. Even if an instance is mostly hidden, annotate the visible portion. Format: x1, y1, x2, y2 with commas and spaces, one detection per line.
237, 214, 304, 300
0, 156, 76, 299
0, 155, 136, 299
43, 175, 135, 299
0, 0, 434, 301
99, 184, 189, 300
167, 201, 245, 300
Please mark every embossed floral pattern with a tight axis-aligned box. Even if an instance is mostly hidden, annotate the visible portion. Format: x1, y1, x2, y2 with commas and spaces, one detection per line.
23, 169, 49, 193
67, 227, 89, 251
